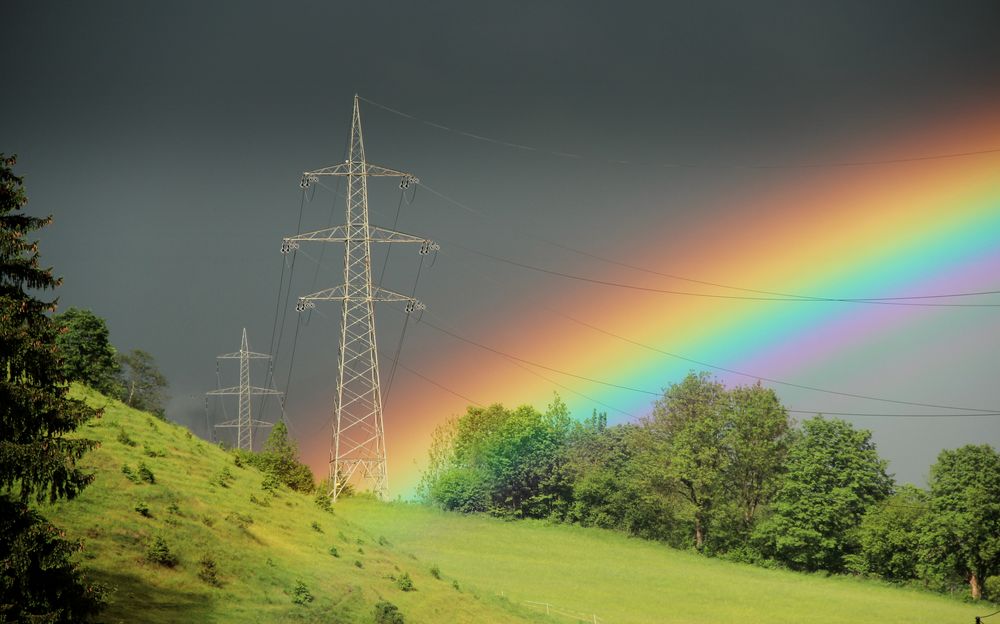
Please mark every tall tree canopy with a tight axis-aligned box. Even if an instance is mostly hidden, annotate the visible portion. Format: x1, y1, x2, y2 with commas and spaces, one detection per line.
53, 307, 120, 395
0, 154, 105, 620
920, 444, 1000, 600
753, 416, 893, 572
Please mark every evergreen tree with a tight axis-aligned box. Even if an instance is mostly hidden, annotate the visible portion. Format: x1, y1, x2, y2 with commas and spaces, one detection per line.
0, 154, 105, 620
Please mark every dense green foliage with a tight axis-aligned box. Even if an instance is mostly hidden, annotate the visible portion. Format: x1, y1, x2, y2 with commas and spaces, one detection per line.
0, 154, 105, 620
53, 307, 120, 395
117, 348, 169, 418
920, 444, 1000, 600
753, 416, 893, 572
419, 371, 1000, 601
419, 398, 574, 518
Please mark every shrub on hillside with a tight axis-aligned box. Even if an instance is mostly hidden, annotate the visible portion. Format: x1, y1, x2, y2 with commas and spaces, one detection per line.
146, 536, 178, 567
198, 555, 223, 587
373, 600, 405, 624
328, 546, 340, 558
430, 564, 441, 579
137, 463, 155, 484
396, 572, 414, 592
291, 580, 313, 605
116, 428, 137, 447
134, 501, 151, 517
121, 464, 140, 483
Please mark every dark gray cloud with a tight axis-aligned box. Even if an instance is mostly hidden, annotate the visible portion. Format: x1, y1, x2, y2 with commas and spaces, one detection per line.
3, 0, 998, 487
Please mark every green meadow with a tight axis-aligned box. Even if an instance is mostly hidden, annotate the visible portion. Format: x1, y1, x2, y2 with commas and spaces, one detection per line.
46, 387, 988, 623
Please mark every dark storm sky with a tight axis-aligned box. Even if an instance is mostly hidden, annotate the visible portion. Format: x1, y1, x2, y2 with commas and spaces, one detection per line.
3, 1, 999, 489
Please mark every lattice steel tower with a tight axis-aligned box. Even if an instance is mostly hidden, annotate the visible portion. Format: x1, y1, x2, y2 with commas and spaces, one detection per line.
284, 94, 436, 501
207, 328, 281, 451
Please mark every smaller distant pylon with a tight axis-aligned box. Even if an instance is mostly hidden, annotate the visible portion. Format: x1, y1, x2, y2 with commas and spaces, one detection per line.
207, 328, 282, 451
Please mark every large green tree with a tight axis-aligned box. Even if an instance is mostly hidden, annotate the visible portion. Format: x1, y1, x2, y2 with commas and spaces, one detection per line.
920, 444, 1000, 600
753, 416, 893, 572
722, 382, 795, 530
644, 372, 729, 550
53, 307, 120, 395
0, 154, 105, 620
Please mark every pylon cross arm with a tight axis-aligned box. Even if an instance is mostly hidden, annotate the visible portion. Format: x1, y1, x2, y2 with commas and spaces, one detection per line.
208, 386, 284, 396
297, 285, 425, 307
284, 225, 435, 247
217, 351, 271, 359
302, 161, 415, 180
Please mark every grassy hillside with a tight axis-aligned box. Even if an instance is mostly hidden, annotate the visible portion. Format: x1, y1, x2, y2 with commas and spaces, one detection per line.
45, 387, 544, 623
46, 387, 989, 623
338, 498, 990, 624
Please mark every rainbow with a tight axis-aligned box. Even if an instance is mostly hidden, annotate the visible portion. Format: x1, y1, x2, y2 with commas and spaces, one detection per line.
305, 105, 1000, 497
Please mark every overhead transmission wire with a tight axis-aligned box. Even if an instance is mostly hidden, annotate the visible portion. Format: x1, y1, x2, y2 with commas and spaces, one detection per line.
409, 308, 1000, 419
310, 173, 999, 416
359, 95, 1000, 169
417, 183, 1000, 308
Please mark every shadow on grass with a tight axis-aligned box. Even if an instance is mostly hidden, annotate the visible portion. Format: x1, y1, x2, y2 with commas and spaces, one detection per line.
88, 568, 215, 624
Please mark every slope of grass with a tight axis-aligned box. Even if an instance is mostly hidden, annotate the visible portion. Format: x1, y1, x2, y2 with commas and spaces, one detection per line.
45, 386, 992, 623
44, 386, 544, 623
335, 500, 989, 624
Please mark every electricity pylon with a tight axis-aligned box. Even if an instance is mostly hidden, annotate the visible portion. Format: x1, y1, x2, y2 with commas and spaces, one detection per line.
207, 328, 281, 451
284, 94, 437, 501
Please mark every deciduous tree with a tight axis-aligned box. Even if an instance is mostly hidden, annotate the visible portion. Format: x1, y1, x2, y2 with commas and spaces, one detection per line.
53, 307, 119, 395
920, 444, 1000, 600
753, 416, 892, 571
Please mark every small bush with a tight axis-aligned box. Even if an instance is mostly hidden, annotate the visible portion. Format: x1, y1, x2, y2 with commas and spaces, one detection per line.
225, 512, 253, 529
291, 580, 313, 605
354, 560, 363, 569
167, 501, 180, 515
201, 515, 215, 527
985, 575, 1000, 601
121, 464, 139, 483
261, 473, 281, 494
142, 443, 164, 458
310, 521, 323, 533
185, 430, 193, 439
233, 453, 244, 468
328, 546, 339, 558
216, 467, 235, 488
117, 428, 137, 447
430, 564, 441, 579
396, 572, 414, 592
315, 491, 333, 513
452, 580, 460, 591
378, 535, 390, 547
250, 494, 270, 507
134, 501, 151, 517
373, 600, 404, 624
137, 463, 155, 484
146, 536, 178, 567
198, 555, 223, 587
357, 547, 365, 555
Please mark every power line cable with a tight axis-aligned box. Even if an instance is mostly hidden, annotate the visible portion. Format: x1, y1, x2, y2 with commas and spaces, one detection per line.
418, 182, 1000, 304
410, 308, 1000, 417
360, 95, 1000, 169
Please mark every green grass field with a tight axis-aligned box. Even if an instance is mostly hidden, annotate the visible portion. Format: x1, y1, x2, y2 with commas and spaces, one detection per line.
44, 387, 990, 623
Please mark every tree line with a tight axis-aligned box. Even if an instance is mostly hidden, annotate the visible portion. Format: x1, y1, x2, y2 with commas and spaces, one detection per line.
418, 372, 1000, 601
